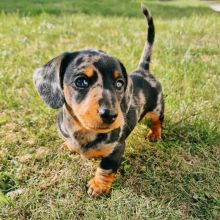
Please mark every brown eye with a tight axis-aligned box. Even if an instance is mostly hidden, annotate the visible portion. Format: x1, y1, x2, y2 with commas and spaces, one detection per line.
74, 76, 89, 89
115, 79, 124, 90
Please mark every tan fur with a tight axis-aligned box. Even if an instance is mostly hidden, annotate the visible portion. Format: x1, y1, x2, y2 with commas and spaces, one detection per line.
87, 168, 116, 197
63, 141, 76, 154
62, 102, 98, 149
64, 83, 124, 133
81, 143, 116, 159
145, 112, 159, 121
145, 112, 161, 141
84, 67, 94, 78
113, 70, 119, 78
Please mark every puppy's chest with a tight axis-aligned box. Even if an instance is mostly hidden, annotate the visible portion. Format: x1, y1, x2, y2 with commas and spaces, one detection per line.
65, 122, 99, 150
59, 113, 118, 159
73, 130, 97, 147
69, 130, 117, 159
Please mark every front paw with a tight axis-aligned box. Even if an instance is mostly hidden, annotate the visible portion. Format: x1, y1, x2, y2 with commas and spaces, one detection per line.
62, 141, 77, 154
87, 177, 110, 198
87, 168, 116, 198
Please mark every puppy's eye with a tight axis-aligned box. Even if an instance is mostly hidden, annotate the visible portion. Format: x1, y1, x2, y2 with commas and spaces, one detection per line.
74, 76, 89, 89
115, 79, 124, 90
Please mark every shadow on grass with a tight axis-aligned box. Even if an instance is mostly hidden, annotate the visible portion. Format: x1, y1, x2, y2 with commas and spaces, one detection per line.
162, 119, 220, 147
0, 0, 213, 19
120, 119, 220, 218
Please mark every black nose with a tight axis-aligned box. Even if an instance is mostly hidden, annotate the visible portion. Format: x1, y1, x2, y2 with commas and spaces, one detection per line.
99, 108, 118, 124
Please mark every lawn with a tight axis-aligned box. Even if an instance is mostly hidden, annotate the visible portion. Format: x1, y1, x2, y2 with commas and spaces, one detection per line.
0, 0, 220, 219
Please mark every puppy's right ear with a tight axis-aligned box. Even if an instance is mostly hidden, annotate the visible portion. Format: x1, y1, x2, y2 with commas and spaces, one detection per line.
33, 52, 74, 109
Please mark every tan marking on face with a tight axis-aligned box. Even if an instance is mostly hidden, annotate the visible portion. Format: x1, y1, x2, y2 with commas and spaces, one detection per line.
81, 143, 115, 159
84, 67, 94, 77
113, 70, 119, 78
63, 84, 88, 131
87, 168, 116, 198
63, 84, 71, 103
64, 83, 103, 131
74, 89, 123, 132
80, 101, 123, 133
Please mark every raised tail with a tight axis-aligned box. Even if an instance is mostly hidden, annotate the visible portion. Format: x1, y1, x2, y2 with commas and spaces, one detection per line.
138, 5, 155, 71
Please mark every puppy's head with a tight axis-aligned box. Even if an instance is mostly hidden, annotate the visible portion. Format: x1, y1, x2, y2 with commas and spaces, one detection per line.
33, 50, 127, 133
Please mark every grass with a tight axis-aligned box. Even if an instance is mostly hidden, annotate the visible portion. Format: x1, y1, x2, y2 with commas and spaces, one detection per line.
0, 0, 220, 219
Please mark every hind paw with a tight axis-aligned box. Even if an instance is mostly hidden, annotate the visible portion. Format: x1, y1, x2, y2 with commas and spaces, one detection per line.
147, 129, 161, 142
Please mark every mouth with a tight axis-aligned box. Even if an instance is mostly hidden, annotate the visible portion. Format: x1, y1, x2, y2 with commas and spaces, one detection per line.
83, 123, 120, 133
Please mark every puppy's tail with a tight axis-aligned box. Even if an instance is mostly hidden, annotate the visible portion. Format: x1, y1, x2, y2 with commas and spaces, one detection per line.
138, 5, 155, 71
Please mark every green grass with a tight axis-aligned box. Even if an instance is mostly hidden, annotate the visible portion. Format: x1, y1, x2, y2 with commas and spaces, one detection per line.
0, 0, 220, 219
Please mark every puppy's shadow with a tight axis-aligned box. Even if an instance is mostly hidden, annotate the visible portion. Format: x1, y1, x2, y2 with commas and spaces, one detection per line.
119, 118, 219, 199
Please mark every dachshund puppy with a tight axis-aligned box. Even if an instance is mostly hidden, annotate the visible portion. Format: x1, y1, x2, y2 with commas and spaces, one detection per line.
33, 6, 164, 198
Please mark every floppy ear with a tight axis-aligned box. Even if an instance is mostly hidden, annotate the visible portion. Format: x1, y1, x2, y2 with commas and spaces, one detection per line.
117, 60, 133, 113
117, 59, 128, 90
33, 52, 73, 109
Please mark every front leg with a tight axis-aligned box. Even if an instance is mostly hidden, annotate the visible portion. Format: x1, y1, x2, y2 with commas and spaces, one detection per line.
87, 142, 125, 198
62, 141, 77, 154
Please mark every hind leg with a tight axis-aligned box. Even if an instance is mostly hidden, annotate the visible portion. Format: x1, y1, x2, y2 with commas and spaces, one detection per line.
145, 112, 163, 142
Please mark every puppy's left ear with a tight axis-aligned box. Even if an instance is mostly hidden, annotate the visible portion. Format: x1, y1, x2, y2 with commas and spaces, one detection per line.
117, 60, 128, 88
117, 60, 133, 113
33, 52, 74, 109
